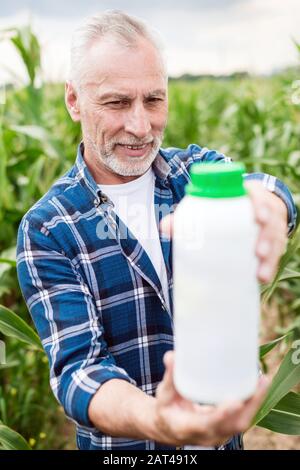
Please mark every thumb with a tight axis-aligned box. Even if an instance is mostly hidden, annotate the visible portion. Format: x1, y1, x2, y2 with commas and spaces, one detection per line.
159, 214, 174, 239
157, 351, 177, 404
163, 350, 175, 376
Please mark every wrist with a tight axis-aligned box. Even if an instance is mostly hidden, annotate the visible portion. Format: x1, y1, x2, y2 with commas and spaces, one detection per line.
136, 395, 170, 445
136, 394, 160, 441
140, 395, 181, 446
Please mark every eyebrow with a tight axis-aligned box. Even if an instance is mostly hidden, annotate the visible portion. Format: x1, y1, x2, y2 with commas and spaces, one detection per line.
98, 89, 167, 101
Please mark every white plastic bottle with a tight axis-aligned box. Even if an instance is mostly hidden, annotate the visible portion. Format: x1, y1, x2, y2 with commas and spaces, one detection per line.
173, 162, 260, 404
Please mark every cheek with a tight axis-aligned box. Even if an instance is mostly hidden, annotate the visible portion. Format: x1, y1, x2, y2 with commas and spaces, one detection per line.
95, 113, 126, 142
153, 112, 168, 133
153, 105, 168, 130
81, 110, 100, 136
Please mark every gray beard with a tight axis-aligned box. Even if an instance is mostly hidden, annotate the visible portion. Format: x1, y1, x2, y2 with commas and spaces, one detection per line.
87, 135, 163, 177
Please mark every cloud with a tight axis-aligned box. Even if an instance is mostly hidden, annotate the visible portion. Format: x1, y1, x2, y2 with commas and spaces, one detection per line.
0, 0, 299, 84
0, 0, 249, 17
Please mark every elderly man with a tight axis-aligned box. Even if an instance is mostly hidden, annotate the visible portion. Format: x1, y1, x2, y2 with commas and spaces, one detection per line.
17, 11, 297, 450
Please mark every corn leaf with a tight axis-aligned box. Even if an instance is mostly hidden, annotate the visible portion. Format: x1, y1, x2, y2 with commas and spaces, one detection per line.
0, 424, 31, 450
260, 334, 289, 359
257, 392, 300, 435
0, 305, 42, 350
253, 345, 300, 425
262, 225, 300, 304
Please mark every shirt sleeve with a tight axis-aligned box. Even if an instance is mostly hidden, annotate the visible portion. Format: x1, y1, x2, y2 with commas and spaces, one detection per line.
177, 144, 298, 236
16, 214, 136, 429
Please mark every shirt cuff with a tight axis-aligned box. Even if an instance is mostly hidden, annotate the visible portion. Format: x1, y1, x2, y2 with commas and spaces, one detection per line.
63, 364, 137, 428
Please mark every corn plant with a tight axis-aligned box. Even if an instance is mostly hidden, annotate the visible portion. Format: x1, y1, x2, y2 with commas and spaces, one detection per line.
0, 298, 42, 449
0, 25, 299, 448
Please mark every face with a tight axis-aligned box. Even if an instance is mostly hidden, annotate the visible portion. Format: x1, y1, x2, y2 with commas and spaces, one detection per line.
66, 36, 168, 180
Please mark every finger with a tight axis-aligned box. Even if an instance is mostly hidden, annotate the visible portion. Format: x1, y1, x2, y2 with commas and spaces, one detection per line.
234, 375, 270, 431
204, 400, 244, 438
157, 351, 177, 403
193, 403, 217, 415
257, 248, 285, 284
244, 180, 266, 195
257, 262, 276, 284
256, 221, 287, 259
182, 398, 240, 438
244, 375, 270, 406
244, 181, 268, 210
159, 214, 174, 238
255, 216, 288, 281
186, 407, 238, 446
244, 181, 275, 229
254, 201, 272, 227
216, 399, 244, 419
257, 232, 288, 283
207, 376, 270, 436
268, 193, 288, 226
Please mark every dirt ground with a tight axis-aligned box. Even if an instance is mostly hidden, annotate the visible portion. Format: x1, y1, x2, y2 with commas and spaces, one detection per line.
245, 427, 300, 450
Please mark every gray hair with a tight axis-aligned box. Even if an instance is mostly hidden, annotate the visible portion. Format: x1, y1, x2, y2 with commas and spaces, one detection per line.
69, 10, 167, 86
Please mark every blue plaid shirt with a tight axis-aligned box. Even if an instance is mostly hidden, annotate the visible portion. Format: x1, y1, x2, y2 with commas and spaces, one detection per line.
17, 143, 297, 450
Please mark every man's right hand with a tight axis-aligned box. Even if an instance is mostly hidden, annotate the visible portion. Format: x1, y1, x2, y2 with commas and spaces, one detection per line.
154, 351, 269, 447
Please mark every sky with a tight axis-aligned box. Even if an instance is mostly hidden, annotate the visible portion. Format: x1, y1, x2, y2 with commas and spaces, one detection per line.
0, 0, 299, 84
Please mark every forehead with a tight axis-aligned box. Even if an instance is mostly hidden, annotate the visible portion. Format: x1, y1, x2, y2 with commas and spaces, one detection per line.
81, 37, 167, 94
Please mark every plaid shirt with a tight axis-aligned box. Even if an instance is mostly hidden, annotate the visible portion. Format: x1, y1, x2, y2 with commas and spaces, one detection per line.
17, 143, 297, 450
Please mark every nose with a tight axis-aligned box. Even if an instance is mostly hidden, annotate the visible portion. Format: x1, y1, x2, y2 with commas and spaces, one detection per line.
124, 102, 151, 139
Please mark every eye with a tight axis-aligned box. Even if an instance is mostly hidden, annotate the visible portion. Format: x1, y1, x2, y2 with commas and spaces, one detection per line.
105, 100, 129, 107
146, 97, 164, 105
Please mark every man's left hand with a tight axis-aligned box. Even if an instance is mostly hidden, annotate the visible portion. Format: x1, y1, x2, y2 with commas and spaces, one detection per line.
244, 180, 288, 284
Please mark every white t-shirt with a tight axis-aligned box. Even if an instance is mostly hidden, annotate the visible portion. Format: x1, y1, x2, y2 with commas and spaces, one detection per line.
99, 168, 170, 311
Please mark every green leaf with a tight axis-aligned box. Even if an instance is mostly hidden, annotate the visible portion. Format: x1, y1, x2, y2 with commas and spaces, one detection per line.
261, 268, 300, 295
0, 114, 11, 212
275, 267, 300, 282
0, 305, 42, 350
0, 246, 16, 272
260, 334, 289, 359
0, 360, 20, 370
0, 259, 16, 267
262, 226, 300, 303
258, 392, 300, 435
2, 25, 41, 86
0, 424, 31, 450
0, 246, 16, 261
10, 125, 60, 159
275, 317, 300, 337
11, 124, 48, 141
292, 38, 300, 55
253, 345, 300, 425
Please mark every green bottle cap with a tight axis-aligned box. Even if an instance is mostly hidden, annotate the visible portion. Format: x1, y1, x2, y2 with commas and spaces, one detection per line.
186, 162, 247, 198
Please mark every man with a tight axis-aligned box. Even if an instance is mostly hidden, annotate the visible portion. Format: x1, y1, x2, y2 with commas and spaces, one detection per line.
17, 11, 297, 450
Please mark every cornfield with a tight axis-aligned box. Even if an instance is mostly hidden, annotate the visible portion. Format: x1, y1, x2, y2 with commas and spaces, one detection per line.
0, 26, 299, 450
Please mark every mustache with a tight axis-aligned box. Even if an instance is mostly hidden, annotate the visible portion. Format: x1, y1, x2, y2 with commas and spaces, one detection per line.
102, 133, 164, 155
114, 139, 154, 146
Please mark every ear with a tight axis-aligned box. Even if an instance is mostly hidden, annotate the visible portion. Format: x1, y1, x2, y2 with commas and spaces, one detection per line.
65, 81, 81, 122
